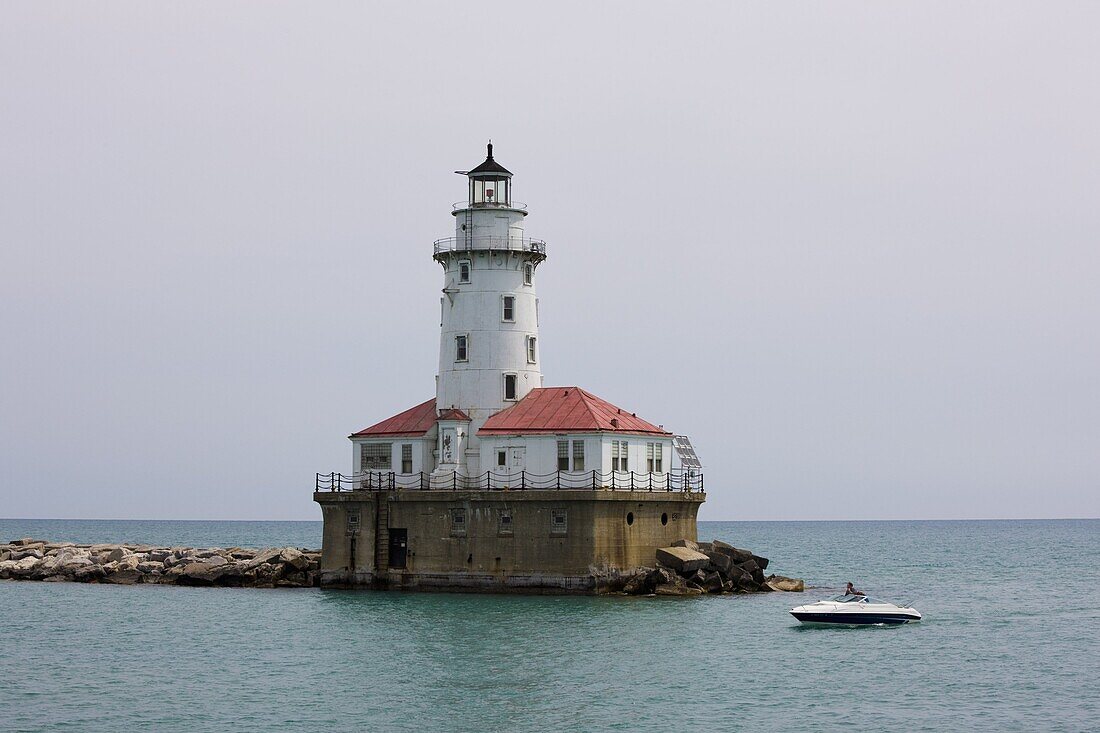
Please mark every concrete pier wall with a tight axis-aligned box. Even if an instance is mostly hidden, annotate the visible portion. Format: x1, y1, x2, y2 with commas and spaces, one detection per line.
314, 489, 704, 593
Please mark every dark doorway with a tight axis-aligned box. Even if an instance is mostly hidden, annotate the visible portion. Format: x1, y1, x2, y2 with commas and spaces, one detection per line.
388, 529, 408, 569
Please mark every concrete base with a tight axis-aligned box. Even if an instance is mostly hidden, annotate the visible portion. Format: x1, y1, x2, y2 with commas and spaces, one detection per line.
315, 488, 705, 595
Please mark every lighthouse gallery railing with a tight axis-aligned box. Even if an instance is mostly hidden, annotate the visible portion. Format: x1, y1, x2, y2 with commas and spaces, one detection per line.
316, 469, 703, 493
433, 235, 547, 256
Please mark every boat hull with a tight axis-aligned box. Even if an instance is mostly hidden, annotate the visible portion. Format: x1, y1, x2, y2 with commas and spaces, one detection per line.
790, 611, 920, 625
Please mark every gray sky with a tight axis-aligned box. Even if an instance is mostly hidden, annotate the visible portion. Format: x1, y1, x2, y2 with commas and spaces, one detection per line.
2, 2, 1098, 521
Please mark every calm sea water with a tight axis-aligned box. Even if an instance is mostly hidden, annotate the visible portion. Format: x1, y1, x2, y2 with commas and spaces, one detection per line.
1, 518, 1097, 732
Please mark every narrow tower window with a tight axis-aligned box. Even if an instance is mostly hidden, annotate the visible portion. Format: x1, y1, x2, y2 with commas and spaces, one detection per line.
523, 263, 533, 285
459, 261, 470, 283
557, 440, 569, 470
401, 444, 413, 473
502, 295, 515, 322
572, 440, 585, 471
455, 334, 468, 362
527, 336, 537, 364
504, 373, 517, 401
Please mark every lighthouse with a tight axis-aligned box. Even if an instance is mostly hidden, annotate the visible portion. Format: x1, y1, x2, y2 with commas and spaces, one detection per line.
432, 143, 546, 477
313, 144, 705, 592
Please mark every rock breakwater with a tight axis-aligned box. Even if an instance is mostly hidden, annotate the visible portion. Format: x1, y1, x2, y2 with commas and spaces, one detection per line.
0, 538, 320, 587
611, 538, 805, 596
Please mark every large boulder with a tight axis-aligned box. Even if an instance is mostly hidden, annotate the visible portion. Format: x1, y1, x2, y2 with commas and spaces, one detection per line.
712, 540, 754, 564
752, 554, 770, 571
702, 571, 724, 593
654, 576, 704, 596
670, 539, 700, 552
655, 547, 710, 574
10, 538, 48, 546
278, 548, 310, 570
105, 547, 131, 563
244, 548, 283, 570
766, 575, 805, 592
704, 551, 733, 574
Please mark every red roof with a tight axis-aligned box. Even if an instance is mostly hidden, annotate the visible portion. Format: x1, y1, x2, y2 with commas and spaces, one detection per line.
479, 387, 670, 436
437, 408, 471, 421
351, 398, 437, 438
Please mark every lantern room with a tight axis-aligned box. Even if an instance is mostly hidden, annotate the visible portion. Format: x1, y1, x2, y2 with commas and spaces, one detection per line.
465, 142, 513, 207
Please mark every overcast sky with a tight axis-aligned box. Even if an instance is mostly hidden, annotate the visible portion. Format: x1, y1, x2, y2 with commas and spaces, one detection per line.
2, 2, 1097, 521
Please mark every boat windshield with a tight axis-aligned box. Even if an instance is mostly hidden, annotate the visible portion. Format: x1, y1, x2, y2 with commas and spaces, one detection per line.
828, 594, 866, 603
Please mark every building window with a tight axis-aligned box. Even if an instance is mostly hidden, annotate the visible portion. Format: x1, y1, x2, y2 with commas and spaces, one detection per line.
497, 450, 507, 467
557, 440, 569, 471
523, 263, 533, 285
504, 373, 517, 400
361, 443, 392, 471
455, 334, 468, 362
401, 444, 413, 474
498, 510, 513, 536
527, 336, 537, 364
612, 441, 629, 472
346, 512, 361, 534
551, 509, 567, 535
502, 295, 515, 322
646, 442, 663, 473
572, 440, 585, 471
450, 508, 467, 537
459, 261, 470, 283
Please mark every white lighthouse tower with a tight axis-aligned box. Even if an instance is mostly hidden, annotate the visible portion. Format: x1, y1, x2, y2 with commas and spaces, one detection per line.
432, 143, 547, 477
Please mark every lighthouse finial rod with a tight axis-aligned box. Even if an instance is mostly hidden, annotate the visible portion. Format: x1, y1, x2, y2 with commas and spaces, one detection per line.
487, 140, 493, 159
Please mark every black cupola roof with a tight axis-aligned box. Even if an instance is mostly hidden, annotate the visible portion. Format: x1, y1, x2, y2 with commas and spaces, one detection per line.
467, 142, 512, 178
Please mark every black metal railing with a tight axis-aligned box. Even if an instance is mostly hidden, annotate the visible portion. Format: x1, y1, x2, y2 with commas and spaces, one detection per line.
315, 469, 703, 493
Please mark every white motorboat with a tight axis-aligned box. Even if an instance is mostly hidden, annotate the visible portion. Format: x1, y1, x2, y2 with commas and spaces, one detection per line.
790, 594, 922, 625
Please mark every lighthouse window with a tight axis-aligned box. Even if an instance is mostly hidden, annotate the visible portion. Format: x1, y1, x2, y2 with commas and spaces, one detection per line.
527, 336, 537, 364
646, 443, 664, 473
361, 443, 392, 471
497, 450, 507, 467
459, 261, 470, 283
572, 440, 585, 471
503, 373, 518, 401
523, 263, 533, 285
455, 334, 468, 362
401, 444, 413, 473
502, 296, 515, 322
557, 440, 569, 471
612, 441, 629, 472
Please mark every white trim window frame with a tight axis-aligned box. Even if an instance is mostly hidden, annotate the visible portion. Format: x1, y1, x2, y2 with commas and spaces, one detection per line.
526, 335, 537, 364
523, 262, 533, 286
503, 373, 518, 401
501, 295, 515, 323
612, 440, 629, 472
458, 260, 471, 283
455, 333, 469, 363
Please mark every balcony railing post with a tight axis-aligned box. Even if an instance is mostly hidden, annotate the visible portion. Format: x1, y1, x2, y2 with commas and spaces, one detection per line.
452, 470, 457, 490
630, 471, 635, 491
521, 470, 526, 490
592, 470, 596, 489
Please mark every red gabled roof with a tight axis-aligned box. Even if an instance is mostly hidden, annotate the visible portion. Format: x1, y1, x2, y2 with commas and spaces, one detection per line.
479, 387, 670, 436
350, 398, 437, 438
437, 408, 471, 421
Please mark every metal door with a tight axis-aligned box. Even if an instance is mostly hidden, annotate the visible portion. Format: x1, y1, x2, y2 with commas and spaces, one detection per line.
508, 446, 526, 471
388, 529, 407, 569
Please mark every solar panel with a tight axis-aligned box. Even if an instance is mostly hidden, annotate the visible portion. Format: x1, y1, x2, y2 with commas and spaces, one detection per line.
673, 435, 702, 469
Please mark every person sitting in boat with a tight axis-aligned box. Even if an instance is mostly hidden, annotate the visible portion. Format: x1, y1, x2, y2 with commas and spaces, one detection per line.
845, 581, 864, 596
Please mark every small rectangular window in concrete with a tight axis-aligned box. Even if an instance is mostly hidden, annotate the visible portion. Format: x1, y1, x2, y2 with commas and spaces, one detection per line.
498, 510, 513, 536
551, 509, 567, 535
346, 512, 360, 534
450, 508, 467, 537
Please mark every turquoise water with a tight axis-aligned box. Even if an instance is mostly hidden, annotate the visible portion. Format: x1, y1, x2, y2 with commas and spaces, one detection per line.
2, 519, 1098, 732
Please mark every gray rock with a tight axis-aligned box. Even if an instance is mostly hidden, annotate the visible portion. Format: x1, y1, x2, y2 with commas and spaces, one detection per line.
10, 538, 48, 546
752, 554, 770, 571
11, 548, 44, 561
655, 547, 710, 574
106, 548, 131, 563
712, 540, 754, 564
704, 551, 733, 574
702, 571, 724, 593
670, 539, 700, 552
244, 548, 283, 570
278, 548, 310, 570
766, 575, 805, 592
203, 555, 229, 567
137, 561, 164, 574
